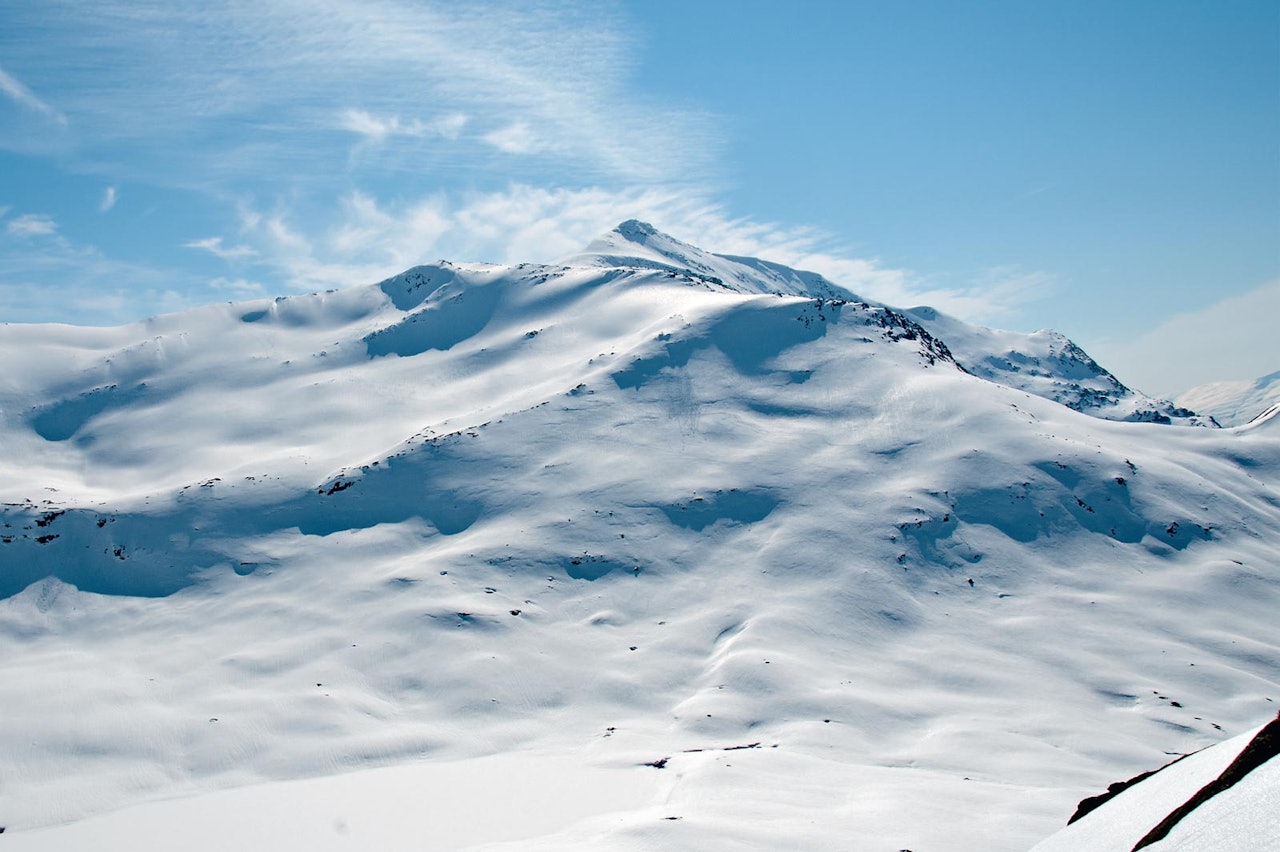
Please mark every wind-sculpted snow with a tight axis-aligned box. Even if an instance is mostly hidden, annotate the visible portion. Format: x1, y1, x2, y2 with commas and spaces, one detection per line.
0, 223, 1276, 851
377, 262, 463, 311
29, 383, 153, 442
364, 279, 506, 357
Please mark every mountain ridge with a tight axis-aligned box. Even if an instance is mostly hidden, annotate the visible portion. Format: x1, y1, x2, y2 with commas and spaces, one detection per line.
569, 221, 1209, 425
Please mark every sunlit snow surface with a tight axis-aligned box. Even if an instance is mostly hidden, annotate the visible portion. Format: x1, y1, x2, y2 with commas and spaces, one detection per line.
1030, 722, 1280, 851
1, 224, 1277, 850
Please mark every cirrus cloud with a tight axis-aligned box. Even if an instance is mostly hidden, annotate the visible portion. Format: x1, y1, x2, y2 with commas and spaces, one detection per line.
7, 213, 58, 237
0, 1, 716, 187
0, 63, 67, 124
184, 236, 257, 262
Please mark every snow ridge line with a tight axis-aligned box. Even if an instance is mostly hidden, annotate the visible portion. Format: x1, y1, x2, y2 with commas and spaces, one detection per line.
1132, 712, 1280, 850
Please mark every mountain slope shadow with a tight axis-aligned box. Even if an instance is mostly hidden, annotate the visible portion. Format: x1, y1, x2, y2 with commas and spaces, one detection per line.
0, 437, 485, 598
659, 490, 781, 532
287, 456, 483, 538
364, 279, 504, 357
0, 505, 224, 598
612, 299, 834, 390
30, 383, 152, 442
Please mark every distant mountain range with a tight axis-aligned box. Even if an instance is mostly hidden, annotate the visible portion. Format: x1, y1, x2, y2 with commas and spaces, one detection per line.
1177, 370, 1280, 427
1, 223, 1275, 850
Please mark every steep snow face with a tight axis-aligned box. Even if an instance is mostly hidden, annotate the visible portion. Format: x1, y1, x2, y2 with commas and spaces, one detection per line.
903, 306, 1214, 426
1177, 370, 1280, 427
0, 225, 1277, 851
1030, 715, 1280, 851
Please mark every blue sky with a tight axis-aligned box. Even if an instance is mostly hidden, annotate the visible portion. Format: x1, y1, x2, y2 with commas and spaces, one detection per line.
0, 0, 1276, 396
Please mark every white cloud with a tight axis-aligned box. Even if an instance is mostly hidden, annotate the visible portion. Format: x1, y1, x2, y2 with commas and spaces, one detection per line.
433, 113, 469, 140
99, 186, 117, 212
7, 213, 58, 237
337, 109, 401, 143
0, 63, 67, 124
184, 236, 257, 261
337, 109, 468, 143
1084, 279, 1280, 398
482, 122, 538, 155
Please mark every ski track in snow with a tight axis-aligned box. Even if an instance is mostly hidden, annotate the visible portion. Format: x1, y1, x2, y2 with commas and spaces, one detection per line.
0, 223, 1277, 850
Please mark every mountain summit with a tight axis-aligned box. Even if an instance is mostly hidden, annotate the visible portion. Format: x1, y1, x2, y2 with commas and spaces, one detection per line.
562, 219, 857, 300
0, 223, 1275, 850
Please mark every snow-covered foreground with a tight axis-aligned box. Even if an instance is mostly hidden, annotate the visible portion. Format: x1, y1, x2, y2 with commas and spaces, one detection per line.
1031, 715, 1280, 851
1, 223, 1277, 849
2, 749, 658, 851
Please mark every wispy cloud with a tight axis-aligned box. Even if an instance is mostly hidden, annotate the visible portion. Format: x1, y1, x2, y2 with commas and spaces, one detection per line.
99, 186, 117, 212
0, 64, 67, 124
0, 1, 714, 187
337, 109, 468, 144
482, 122, 539, 155
7, 214, 58, 237
184, 236, 257, 261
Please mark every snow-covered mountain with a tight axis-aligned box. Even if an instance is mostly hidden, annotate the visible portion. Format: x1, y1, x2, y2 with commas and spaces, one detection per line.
573, 220, 1210, 425
1177, 370, 1280, 427
560, 218, 857, 300
1, 223, 1276, 850
901, 306, 1213, 426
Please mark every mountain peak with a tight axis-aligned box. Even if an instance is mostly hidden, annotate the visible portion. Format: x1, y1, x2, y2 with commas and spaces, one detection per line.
614, 219, 660, 242
561, 221, 857, 301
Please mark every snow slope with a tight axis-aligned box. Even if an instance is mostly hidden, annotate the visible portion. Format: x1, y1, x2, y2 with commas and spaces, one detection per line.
1177, 370, 1280, 427
0, 223, 1277, 850
1030, 714, 1280, 851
